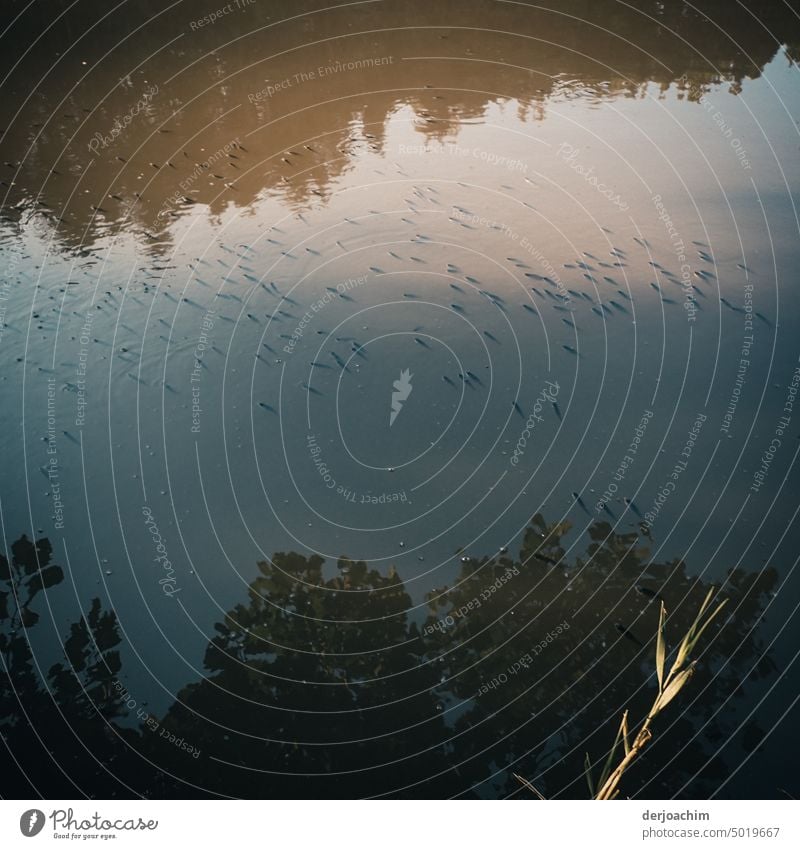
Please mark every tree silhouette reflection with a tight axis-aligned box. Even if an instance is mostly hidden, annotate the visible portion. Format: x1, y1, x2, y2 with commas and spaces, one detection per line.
0, 515, 782, 797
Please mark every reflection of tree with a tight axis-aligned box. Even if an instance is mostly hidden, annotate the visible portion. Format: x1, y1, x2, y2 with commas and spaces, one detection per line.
1, 0, 798, 249
147, 553, 450, 798
0, 535, 138, 797
0, 518, 781, 798
422, 515, 779, 798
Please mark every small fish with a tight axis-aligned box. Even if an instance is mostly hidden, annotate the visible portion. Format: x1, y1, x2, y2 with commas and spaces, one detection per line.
720, 297, 743, 312
615, 623, 644, 647
572, 491, 588, 513
563, 345, 578, 355
635, 585, 664, 603
623, 497, 642, 517
513, 401, 524, 418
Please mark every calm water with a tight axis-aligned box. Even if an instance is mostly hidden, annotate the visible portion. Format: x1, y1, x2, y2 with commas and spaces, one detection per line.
1, 0, 799, 799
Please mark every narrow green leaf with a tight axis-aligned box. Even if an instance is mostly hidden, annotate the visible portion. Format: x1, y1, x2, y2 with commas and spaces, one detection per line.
696, 587, 715, 620
655, 602, 666, 692
598, 718, 625, 790
621, 709, 631, 757
686, 599, 728, 656
514, 773, 546, 800
655, 662, 696, 712
584, 753, 595, 798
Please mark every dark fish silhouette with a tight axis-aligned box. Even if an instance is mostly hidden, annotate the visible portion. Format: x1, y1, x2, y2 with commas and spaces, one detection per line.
615, 623, 644, 647
572, 491, 588, 513
623, 497, 643, 518
635, 585, 664, 603
720, 297, 743, 312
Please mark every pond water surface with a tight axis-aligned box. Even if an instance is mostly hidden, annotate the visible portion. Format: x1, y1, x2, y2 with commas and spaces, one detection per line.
1, 0, 799, 799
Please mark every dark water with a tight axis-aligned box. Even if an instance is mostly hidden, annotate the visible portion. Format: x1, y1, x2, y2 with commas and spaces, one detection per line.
1, 0, 799, 799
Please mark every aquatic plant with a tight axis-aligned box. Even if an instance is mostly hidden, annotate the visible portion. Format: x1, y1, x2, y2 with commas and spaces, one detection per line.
516, 589, 728, 800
